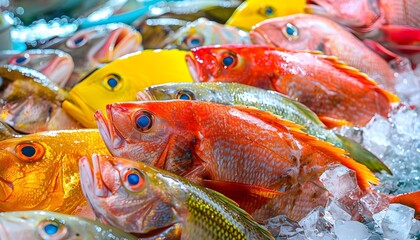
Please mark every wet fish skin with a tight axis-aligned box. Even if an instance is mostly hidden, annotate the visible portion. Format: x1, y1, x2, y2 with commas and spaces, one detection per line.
0, 210, 137, 240
80, 154, 274, 240
0, 129, 109, 217
141, 82, 391, 174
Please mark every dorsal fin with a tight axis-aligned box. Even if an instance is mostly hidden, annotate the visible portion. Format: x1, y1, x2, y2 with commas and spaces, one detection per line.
232, 105, 380, 190
299, 50, 400, 103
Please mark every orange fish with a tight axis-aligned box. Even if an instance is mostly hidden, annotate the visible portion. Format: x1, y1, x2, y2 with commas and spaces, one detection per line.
95, 100, 384, 221
250, 14, 397, 91
186, 45, 399, 127
0, 129, 109, 218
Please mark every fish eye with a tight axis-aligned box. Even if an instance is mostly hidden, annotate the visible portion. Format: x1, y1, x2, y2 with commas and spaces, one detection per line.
282, 23, 299, 40
176, 90, 195, 100
121, 168, 146, 192
258, 6, 276, 17
102, 74, 122, 91
38, 218, 68, 239
183, 34, 205, 49
134, 110, 153, 131
66, 35, 87, 48
220, 52, 237, 68
10, 54, 30, 65
15, 142, 45, 162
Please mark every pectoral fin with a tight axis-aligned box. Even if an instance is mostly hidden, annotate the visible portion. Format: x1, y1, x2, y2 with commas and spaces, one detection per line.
318, 116, 353, 129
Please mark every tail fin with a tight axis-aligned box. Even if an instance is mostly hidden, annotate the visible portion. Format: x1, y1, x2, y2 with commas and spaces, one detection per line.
391, 191, 420, 219
336, 135, 392, 175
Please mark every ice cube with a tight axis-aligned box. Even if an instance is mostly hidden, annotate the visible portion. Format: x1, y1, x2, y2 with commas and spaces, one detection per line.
324, 198, 352, 225
381, 204, 415, 240
298, 207, 336, 240
320, 165, 358, 200
262, 215, 305, 238
410, 219, 420, 238
358, 192, 390, 220
363, 116, 392, 158
334, 221, 370, 240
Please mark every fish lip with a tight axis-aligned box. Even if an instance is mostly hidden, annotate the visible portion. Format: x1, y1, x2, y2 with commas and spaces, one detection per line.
136, 89, 154, 101
185, 53, 201, 82
79, 155, 112, 199
304, 0, 333, 17
41, 51, 75, 88
93, 26, 141, 62
0, 176, 14, 202
62, 91, 97, 128
249, 28, 278, 47
94, 106, 124, 150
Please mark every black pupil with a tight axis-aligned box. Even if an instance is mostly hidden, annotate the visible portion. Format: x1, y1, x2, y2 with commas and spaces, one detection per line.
21, 146, 36, 157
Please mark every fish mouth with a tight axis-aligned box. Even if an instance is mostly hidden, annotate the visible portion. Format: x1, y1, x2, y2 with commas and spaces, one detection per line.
62, 91, 97, 128
304, 0, 331, 16
249, 28, 277, 47
94, 107, 124, 150
136, 89, 154, 101
94, 25, 142, 62
41, 51, 75, 89
0, 176, 13, 202
185, 53, 202, 82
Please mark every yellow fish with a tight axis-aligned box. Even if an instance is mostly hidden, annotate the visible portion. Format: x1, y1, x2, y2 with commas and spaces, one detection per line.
0, 129, 109, 218
62, 50, 194, 128
226, 0, 306, 31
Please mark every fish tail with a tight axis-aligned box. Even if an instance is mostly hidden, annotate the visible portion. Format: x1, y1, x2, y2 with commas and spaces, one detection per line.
336, 135, 392, 175
391, 191, 420, 219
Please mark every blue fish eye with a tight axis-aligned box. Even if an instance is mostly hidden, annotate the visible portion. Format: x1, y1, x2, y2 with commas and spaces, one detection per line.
127, 173, 140, 185
135, 111, 153, 131
286, 26, 295, 35
179, 93, 190, 100
222, 56, 234, 67
21, 146, 36, 157
74, 37, 85, 46
107, 78, 118, 88
284, 23, 299, 39
177, 90, 194, 100
190, 38, 201, 46
44, 223, 58, 235
265, 6, 274, 15
15, 56, 27, 64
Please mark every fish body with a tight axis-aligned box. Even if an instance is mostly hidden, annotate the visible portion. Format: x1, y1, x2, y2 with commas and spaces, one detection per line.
0, 211, 136, 240
163, 18, 251, 50
250, 14, 397, 91
80, 154, 274, 239
41, 23, 141, 89
141, 82, 390, 174
186, 45, 399, 127
95, 100, 379, 221
0, 129, 109, 216
63, 49, 194, 128
0, 65, 82, 133
226, 0, 306, 31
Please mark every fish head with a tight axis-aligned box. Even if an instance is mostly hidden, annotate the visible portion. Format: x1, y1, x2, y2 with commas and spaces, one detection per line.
0, 135, 63, 212
186, 45, 275, 86
95, 101, 196, 174
250, 14, 336, 53
305, 0, 382, 30
46, 23, 141, 88
79, 154, 184, 236
141, 82, 225, 103
163, 18, 210, 50
0, 211, 137, 239
226, 0, 306, 31
7, 49, 74, 88
63, 50, 193, 128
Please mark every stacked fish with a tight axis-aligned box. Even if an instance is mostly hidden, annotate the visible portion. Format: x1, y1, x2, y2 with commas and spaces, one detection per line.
0, 0, 420, 239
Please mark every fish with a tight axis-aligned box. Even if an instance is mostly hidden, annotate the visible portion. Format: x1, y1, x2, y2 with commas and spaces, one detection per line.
95, 100, 383, 221
0, 211, 137, 240
186, 45, 399, 127
140, 82, 391, 174
162, 18, 251, 50
5, 49, 74, 88
250, 14, 397, 92
0, 121, 22, 141
225, 0, 306, 31
0, 129, 109, 217
79, 154, 275, 239
0, 65, 83, 133
133, 0, 242, 49
62, 49, 194, 128
41, 23, 142, 89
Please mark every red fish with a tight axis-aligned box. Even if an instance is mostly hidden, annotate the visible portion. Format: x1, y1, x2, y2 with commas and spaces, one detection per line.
95, 100, 383, 221
250, 14, 397, 91
186, 45, 399, 127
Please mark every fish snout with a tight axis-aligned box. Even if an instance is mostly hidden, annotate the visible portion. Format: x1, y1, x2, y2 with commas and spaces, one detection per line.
93, 26, 142, 63
41, 51, 74, 88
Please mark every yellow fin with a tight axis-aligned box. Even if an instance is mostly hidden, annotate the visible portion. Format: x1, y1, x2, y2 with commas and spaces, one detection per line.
299, 50, 400, 103
232, 105, 380, 190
